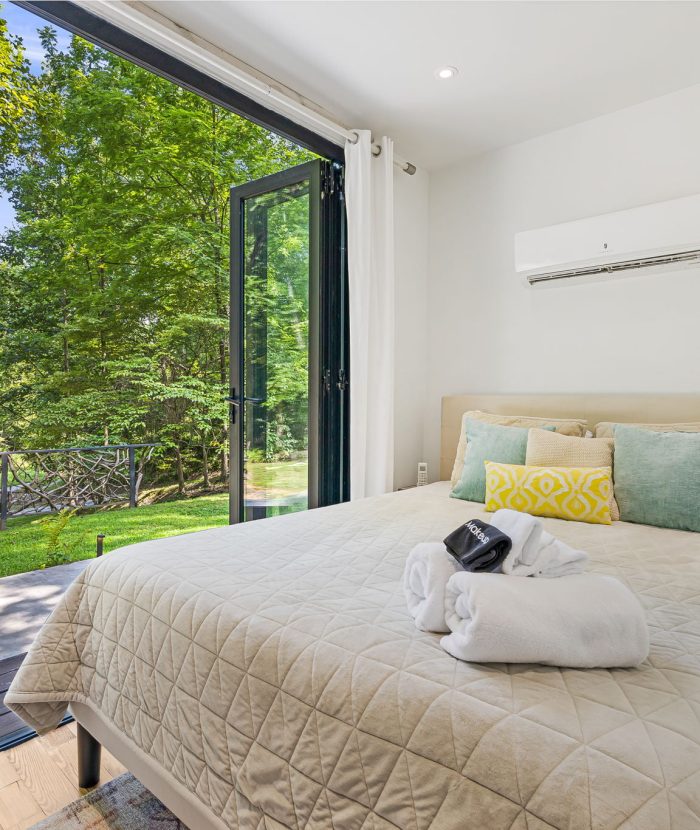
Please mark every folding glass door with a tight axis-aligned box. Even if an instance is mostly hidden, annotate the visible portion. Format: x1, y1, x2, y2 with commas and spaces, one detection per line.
229, 160, 348, 522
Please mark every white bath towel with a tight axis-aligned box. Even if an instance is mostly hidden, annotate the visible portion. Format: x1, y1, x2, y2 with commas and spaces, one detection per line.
442, 571, 649, 668
403, 543, 461, 632
490, 509, 588, 577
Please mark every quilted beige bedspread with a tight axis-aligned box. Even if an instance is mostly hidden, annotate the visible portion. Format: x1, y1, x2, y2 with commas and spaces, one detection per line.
7, 483, 700, 829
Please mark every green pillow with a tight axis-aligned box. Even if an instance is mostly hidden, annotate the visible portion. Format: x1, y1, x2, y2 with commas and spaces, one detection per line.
451, 420, 553, 503
614, 424, 700, 532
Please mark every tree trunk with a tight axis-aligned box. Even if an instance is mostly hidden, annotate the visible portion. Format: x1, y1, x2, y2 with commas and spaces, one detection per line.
62, 291, 70, 372
175, 446, 185, 495
202, 440, 210, 489
220, 424, 229, 481
210, 156, 230, 490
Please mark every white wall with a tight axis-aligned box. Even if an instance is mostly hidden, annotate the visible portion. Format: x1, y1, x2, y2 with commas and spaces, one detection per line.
393, 167, 430, 488
425, 83, 700, 477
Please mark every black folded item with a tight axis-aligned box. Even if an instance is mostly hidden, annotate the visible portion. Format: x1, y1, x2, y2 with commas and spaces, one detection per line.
444, 519, 513, 573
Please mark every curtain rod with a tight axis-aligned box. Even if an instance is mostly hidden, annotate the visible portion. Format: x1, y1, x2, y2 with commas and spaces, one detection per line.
354, 135, 417, 176
79, 1, 417, 175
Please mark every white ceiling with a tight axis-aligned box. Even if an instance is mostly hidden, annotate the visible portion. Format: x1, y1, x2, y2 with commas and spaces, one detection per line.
143, 0, 700, 170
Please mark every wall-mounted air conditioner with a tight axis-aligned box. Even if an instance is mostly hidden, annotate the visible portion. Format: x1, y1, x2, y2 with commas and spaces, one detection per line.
515, 192, 700, 286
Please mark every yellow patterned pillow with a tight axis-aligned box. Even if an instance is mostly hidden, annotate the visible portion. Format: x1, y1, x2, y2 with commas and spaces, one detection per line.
526, 428, 620, 520
484, 461, 613, 525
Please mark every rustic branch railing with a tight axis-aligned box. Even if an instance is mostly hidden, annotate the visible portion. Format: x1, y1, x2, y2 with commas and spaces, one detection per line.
0, 444, 158, 530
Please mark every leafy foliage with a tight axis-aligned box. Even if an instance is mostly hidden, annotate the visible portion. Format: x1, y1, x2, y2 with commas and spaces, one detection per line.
0, 11, 314, 488
39, 507, 82, 568
0, 13, 33, 161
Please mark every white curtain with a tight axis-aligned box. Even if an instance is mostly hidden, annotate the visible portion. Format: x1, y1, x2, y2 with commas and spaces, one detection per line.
344, 130, 395, 499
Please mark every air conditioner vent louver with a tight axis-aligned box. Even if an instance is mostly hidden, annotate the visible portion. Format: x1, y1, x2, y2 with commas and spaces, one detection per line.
515, 193, 700, 286
527, 248, 700, 285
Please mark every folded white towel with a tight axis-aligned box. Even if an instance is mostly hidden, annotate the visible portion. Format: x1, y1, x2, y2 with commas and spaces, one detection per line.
442, 571, 649, 668
404, 543, 461, 632
490, 509, 588, 578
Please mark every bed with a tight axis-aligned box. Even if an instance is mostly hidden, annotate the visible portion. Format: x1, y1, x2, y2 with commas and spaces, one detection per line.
7, 395, 700, 829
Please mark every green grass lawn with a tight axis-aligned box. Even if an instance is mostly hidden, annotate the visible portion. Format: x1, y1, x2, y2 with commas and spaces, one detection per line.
248, 460, 307, 497
0, 494, 230, 578
0, 461, 309, 578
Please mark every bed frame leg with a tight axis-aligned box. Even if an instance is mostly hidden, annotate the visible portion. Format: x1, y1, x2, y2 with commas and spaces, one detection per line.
77, 723, 101, 788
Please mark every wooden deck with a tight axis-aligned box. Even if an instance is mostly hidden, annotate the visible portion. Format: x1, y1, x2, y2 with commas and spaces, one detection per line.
0, 656, 28, 748
0, 561, 93, 750
0, 561, 90, 661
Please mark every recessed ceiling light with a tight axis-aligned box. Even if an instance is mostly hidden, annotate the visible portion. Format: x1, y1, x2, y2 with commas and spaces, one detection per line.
435, 66, 458, 80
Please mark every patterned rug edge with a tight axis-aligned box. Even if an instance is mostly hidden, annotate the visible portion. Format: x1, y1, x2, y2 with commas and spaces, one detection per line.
29, 771, 188, 829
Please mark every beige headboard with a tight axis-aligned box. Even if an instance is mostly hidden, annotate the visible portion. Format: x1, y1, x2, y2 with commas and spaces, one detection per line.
441, 393, 700, 481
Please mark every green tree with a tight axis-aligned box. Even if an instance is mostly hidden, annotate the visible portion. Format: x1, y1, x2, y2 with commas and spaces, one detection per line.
0, 11, 33, 162
0, 11, 314, 490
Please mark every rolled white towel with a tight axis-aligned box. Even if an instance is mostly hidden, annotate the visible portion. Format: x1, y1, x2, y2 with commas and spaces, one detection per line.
490, 508, 588, 577
441, 571, 649, 668
404, 543, 461, 632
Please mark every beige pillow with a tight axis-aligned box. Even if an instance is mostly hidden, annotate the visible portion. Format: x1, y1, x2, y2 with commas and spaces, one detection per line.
526, 428, 620, 520
450, 410, 587, 489
595, 421, 700, 440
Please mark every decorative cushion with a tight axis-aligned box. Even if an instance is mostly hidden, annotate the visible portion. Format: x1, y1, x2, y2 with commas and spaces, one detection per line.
526, 428, 620, 520
484, 461, 613, 525
613, 425, 700, 532
450, 410, 587, 488
451, 420, 553, 503
595, 421, 700, 440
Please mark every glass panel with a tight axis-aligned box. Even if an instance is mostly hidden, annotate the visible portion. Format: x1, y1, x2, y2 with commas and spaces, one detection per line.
242, 181, 310, 520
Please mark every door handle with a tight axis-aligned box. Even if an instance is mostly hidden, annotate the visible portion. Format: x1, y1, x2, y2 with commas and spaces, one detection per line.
225, 395, 266, 406
225, 389, 266, 423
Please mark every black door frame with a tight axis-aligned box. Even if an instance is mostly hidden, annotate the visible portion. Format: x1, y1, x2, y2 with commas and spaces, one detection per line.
318, 164, 350, 508
229, 160, 348, 523
229, 161, 321, 524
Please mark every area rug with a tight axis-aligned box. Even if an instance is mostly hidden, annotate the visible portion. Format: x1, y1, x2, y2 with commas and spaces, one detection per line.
30, 772, 189, 829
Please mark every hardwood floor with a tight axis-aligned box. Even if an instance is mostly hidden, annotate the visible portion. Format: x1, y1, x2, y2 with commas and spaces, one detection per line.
0, 722, 126, 830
